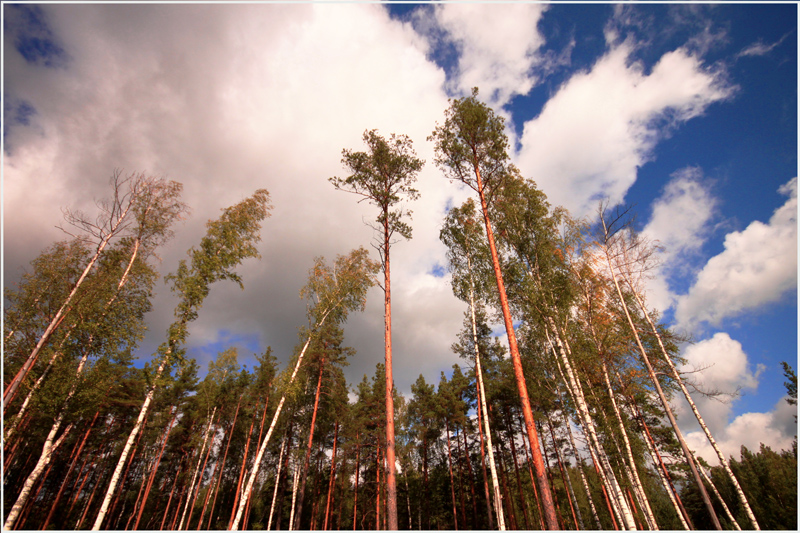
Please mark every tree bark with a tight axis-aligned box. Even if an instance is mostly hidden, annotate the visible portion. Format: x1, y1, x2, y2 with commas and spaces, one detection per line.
323, 421, 339, 530
474, 171, 559, 529
293, 354, 327, 528
267, 433, 289, 530
600, 227, 722, 530
381, 223, 400, 531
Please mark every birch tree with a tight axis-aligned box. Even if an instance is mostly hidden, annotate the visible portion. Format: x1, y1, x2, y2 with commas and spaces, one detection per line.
4, 171, 164, 406
229, 247, 378, 530
90, 189, 271, 530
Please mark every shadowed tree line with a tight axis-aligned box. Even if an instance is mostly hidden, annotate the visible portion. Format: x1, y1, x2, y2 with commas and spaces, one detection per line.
4, 90, 796, 530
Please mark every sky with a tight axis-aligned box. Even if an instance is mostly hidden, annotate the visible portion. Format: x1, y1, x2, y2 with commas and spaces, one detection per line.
3, 2, 797, 466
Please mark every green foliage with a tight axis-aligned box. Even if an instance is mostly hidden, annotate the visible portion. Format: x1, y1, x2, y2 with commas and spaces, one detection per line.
684, 444, 797, 530
330, 129, 423, 244
429, 87, 511, 198
163, 189, 271, 352
299, 247, 379, 326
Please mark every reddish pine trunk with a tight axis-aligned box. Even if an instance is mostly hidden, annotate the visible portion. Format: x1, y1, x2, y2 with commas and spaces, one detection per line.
134, 407, 177, 530
474, 172, 558, 530
42, 411, 99, 529
228, 404, 258, 528
323, 421, 339, 530
184, 422, 216, 529
518, 416, 545, 529
293, 355, 326, 529
205, 398, 241, 529
382, 226, 399, 531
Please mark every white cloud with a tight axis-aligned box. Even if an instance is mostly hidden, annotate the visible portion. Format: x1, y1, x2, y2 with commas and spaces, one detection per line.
675, 177, 798, 330
429, 3, 548, 105
686, 399, 796, 466
641, 167, 718, 312
676, 333, 762, 435
675, 333, 795, 466
3, 4, 465, 389
516, 41, 734, 219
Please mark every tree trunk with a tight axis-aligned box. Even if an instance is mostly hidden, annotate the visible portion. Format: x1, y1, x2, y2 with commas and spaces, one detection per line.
42, 410, 99, 530
230, 326, 324, 530
600, 361, 658, 529
4, 199, 135, 407
506, 415, 530, 530
546, 417, 582, 530
91, 356, 166, 530
563, 407, 603, 529
467, 264, 505, 530
445, 419, 459, 530
694, 451, 741, 530
352, 431, 360, 531
294, 354, 326, 528
289, 458, 302, 531
133, 406, 177, 530
473, 171, 559, 529
629, 281, 759, 530
600, 231, 722, 530
323, 421, 339, 530
4, 350, 90, 532
178, 407, 217, 530
547, 322, 636, 529
460, 427, 478, 529
268, 433, 289, 530
382, 225, 399, 531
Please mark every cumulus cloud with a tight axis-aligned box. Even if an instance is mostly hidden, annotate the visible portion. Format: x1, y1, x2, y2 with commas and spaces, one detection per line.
674, 333, 796, 466
640, 167, 718, 311
686, 398, 796, 465
675, 178, 797, 330
3, 3, 465, 390
425, 3, 548, 105
676, 333, 762, 435
516, 41, 734, 218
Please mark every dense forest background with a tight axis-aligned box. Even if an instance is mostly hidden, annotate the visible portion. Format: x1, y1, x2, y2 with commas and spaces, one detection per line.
4, 92, 797, 531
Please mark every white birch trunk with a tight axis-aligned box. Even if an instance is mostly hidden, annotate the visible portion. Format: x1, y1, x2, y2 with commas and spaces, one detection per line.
230, 334, 315, 531
3, 416, 74, 529
466, 262, 506, 531
177, 407, 217, 530
288, 460, 301, 532
4, 199, 135, 406
546, 320, 637, 530
600, 233, 722, 530
6, 238, 141, 443
629, 284, 760, 530
694, 451, 741, 530
563, 408, 603, 529
91, 357, 166, 530
601, 361, 659, 529
267, 434, 288, 531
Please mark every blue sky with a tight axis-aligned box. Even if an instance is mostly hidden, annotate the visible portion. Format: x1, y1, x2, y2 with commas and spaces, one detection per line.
4, 2, 796, 464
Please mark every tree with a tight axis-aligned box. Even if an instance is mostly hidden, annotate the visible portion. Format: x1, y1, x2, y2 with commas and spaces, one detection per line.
430, 87, 559, 529
4, 172, 183, 407
229, 247, 378, 530
91, 189, 271, 530
441, 199, 505, 529
330, 128, 423, 530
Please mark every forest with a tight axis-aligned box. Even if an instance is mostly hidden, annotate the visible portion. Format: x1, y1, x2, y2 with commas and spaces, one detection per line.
3, 90, 797, 531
